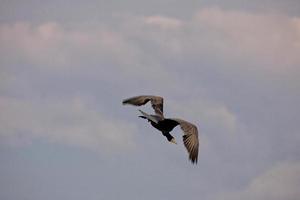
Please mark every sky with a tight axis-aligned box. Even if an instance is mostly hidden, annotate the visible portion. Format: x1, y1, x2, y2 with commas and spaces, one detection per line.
0, 0, 300, 200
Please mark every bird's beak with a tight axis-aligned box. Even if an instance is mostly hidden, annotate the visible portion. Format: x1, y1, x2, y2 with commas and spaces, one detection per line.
170, 138, 177, 144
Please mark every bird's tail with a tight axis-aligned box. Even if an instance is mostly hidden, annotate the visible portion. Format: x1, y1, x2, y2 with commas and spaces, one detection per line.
138, 109, 159, 124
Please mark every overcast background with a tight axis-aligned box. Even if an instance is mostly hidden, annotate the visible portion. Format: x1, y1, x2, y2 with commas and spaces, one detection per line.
1, 1, 300, 200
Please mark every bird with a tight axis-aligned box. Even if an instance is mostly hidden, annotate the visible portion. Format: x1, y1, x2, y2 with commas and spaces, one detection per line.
122, 95, 199, 164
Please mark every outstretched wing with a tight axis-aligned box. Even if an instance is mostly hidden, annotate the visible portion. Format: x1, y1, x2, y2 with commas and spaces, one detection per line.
122, 95, 164, 117
172, 118, 199, 164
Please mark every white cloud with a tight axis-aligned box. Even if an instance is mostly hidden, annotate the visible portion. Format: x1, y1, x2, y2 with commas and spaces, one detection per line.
144, 15, 183, 29
215, 161, 300, 200
0, 22, 140, 69
0, 22, 66, 66
1, 8, 300, 85
0, 21, 176, 89
122, 8, 300, 80
190, 7, 300, 73
1, 7, 299, 152
0, 96, 137, 152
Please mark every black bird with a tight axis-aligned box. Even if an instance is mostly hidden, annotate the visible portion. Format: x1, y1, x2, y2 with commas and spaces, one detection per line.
122, 95, 199, 164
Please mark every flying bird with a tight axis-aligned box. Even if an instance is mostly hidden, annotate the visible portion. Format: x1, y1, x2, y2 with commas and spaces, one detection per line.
122, 95, 199, 164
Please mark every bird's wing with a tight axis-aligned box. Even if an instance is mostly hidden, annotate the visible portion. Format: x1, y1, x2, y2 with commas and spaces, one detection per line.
122, 95, 164, 118
171, 118, 199, 164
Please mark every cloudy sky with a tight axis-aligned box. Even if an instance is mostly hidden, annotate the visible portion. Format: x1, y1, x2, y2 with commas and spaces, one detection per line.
1, 1, 300, 200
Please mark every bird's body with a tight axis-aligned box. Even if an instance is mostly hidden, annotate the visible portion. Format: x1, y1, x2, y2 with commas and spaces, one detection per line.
122, 95, 199, 164
139, 113, 179, 143
150, 118, 179, 133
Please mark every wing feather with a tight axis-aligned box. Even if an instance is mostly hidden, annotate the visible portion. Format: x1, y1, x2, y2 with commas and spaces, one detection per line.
122, 95, 164, 117
172, 118, 199, 164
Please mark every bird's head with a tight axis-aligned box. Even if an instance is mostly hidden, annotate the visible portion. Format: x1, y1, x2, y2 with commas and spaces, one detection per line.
169, 138, 177, 144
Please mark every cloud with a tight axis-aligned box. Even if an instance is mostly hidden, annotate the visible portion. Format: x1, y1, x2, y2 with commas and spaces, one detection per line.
144, 15, 183, 29
0, 20, 177, 91
0, 96, 137, 152
192, 7, 300, 70
1, 8, 300, 85
0, 21, 142, 70
119, 8, 300, 91
140, 8, 300, 83
1, 7, 299, 155
1, 22, 66, 66
0, 5, 299, 200
215, 161, 300, 200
